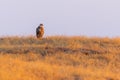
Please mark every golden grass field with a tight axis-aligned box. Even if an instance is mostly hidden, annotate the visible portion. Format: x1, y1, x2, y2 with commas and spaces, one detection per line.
0, 36, 120, 80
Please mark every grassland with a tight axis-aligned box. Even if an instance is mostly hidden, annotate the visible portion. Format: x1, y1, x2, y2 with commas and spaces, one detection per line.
0, 36, 120, 80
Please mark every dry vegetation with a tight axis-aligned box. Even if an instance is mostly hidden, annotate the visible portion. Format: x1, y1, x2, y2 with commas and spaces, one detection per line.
0, 36, 120, 80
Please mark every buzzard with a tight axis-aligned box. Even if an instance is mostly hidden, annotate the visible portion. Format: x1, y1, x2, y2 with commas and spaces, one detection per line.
36, 24, 44, 39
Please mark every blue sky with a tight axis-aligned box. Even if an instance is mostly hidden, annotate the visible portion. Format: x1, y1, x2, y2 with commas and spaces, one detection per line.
0, 0, 120, 37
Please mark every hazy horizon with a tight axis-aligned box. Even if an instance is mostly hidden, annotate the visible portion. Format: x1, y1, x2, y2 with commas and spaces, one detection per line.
0, 0, 120, 37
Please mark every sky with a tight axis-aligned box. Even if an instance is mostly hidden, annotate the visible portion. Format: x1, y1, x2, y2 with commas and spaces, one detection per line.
0, 0, 120, 37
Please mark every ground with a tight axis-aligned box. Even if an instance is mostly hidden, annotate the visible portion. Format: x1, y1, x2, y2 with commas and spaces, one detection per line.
0, 36, 120, 80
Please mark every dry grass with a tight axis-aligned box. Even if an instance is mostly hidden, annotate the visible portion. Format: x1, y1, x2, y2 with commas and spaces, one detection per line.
0, 36, 120, 80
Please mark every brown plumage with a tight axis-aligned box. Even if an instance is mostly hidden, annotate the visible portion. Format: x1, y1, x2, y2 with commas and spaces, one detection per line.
36, 24, 44, 39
